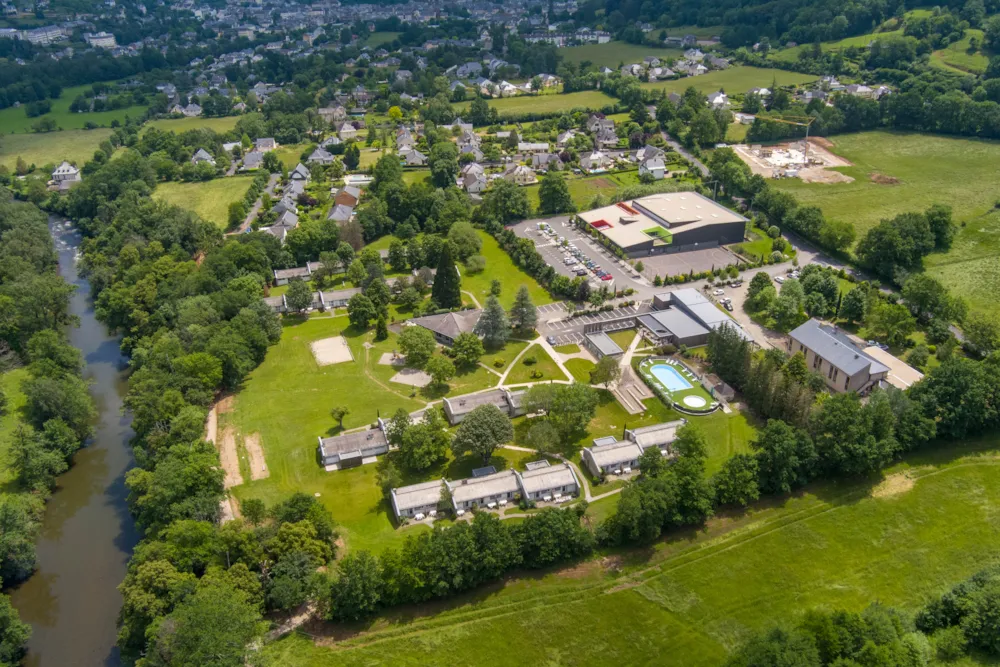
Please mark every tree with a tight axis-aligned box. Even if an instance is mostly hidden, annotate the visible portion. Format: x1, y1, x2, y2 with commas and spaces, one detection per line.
375, 456, 402, 499
431, 244, 461, 309
840, 286, 868, 324
903, 274, 964, 322
490, 279, 502, 297
590, 355, 622, 388
537, 171, 575, 214
346, 293, 377, 329
398, 326, 436, 367
344, 143, 361, 170
242, 499, 266, 526
752, 419, 816, 494
0, 592, 29, 666
146, 581, 262, 667
747, 271, 773, 302
451, 404, 513, 463
387, 239, 408, 273
964, 311, 1000, 357
425, 356, 455, 386
482, 179, 530, 224
452, 331, 484, 367
447, 221, 482, 261
285, 280, 313, 313
713, 453, 760, 507
398, 411, 450, 470
525, 420, 561, 454
227, 201, 246, 229
866, 301, 916, 348
475, 296, 510, 347
429, 141, 459, 188
509, 286, 537, 334
525, 383, 598, 440
374, 315, 388, 341
330, 406, 350, 429
329, 551, 384, 621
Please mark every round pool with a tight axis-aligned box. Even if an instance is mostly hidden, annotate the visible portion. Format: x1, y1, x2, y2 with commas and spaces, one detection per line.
682, 395, 707, 408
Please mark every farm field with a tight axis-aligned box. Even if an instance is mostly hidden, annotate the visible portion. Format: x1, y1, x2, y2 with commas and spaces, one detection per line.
144, 116, 240, 133
0, 128, 113, 170
560, 40, 683, 67
929, 29, 988, 74
453, 90, 617, 118
0, 83, 147, 134
265, 439, 1000, 667
153, 176, 256, 229
773, 131, 1000, 315
641, 66, 818, 95
0, 368, 28, 488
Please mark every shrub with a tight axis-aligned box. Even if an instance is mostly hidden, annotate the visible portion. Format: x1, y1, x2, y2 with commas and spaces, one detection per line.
523, 355, 537, 366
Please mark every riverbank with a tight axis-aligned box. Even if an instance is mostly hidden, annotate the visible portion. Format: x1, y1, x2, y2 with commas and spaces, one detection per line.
8, 216, 138, 667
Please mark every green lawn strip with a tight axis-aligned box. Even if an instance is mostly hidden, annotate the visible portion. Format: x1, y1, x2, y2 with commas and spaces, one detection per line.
152, 176, 256, 228
0, 368, 29, 488
768, 27, 904, 62
480, 339, 529, 372
460, 230, 552, 309
0, 128, 113, 170
639, 66, 817, 95
523, 171, 643, 211
727, 121, 749, 143
553, 343, 581, 354
504, 344, 566, 385
564, 357, 596, 383
145, 116, 240, 133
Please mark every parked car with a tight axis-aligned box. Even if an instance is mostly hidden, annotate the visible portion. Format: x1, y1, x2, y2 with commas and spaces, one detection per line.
575, 269, 588, 276
723, 302, 734, 312
774, 275, 785, 283
600, 274, 613, 281
546, 336, 557, 344
713, 289, 725, 296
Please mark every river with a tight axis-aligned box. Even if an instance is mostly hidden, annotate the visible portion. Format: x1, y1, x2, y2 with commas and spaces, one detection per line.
8, 216, 138, 667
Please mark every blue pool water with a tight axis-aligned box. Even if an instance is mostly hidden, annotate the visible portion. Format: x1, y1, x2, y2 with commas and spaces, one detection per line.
649, 364, 693, 392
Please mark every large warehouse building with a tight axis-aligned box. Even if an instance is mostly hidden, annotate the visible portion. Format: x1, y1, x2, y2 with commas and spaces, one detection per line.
576, 192, 746, 257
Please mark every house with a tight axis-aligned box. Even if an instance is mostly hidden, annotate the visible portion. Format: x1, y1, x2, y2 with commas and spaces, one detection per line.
273, 265, 312, 285
241, 150, 264, 170
748, 87, 771, 98
707, 91, 729, 109
652, 289, 753, 339
189, 148, 216, 168
447, 468, 520, 511
327, 203, 354, 222
390, 479, 446, 520
595, 128, 619, 147
683, 48, 705, 61
334, 185, 361, 207
290, 163, 311, 181
643, 56, 661, 67
409, 309, 481, 346
462, 169, 487, 194
708, 56, 730, 69
584, 332, 623, 360
51, 161, 81, 183
557, 129, 578, 146
319, 287, 361, 308
255, 137, 278, 152
734, 112, 756, 125
639, 156, 666, 180
263, 295, 286, 314
171, 103, 202, 117
516, 461, 580, 501
635, 145, 665, 162
338, 122, 358, 141
396, 129, 416, 149
317, 419, 389, 469
517, 142, 550, 154
401, 148, 427, 166
318, 106, 347, 124
261, 210, 299, 243
581, 438, 642, 476
307, 147, 335, 164
786, 319, 890, 394
271, 195, 298, 216
580, 151, 612, 173
502, 164, 537, 185
586, 114, 614, 133
531, 153, 564, 171
442, 388, 526, 425
625, 419, 686, 456
648, 67, 675, 81
321, 135, 342, 149
845, 84, 874, 98
459, 143, 485, 161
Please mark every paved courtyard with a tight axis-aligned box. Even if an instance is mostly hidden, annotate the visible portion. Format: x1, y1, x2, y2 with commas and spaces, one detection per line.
639, 247, 740, 279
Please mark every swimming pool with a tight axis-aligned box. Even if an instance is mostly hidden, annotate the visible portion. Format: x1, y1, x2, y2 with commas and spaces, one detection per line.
649, 364, 693, 392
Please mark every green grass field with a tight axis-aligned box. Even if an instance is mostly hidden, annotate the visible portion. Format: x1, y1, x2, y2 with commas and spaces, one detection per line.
524, 171, 645, 211
265, 437, 1000, 666
364, 31, 402, 47
153, 176, 255, 229
727, 122, 750, 143
641, 66, 818, 94
773, 131, 1000, 316
504, 344, 567, 385
0, 128, 113, 170
274, 144, 308, 170
0, 368, 28, 489
461, 231, 552, 310
144, 116, 240, 134
565, 357, 596, 383
453, 90, 618, 118
769, 29, 904, 63
930, 29, 988, 74
560, 41, 683, 67
0, 84, 147, 134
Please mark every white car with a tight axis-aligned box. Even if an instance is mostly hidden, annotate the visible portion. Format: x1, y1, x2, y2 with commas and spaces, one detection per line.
775, 275, 786, 283
713, 289, 725, 296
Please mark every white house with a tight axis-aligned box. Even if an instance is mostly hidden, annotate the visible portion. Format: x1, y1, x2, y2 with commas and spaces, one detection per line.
51, 161, 81, 183
640, 156, 665, 180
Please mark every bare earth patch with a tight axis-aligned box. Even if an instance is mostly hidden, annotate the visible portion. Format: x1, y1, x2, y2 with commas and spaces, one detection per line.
870, 172, 901, 185
378, 352, 405, 366
798, 167, 855, 184
216, 395, 234, 413
310, 335, 353, 365
218, 425, 244, 488
872, 471, 915, 498
390, 368, 432, 387
245, 432, 269, 480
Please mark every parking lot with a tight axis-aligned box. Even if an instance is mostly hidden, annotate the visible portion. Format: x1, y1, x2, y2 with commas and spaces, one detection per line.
639, 247, 739, 280
536, 301, 653, 345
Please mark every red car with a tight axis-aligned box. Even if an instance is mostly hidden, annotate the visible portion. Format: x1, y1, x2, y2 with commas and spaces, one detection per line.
600, 274, 613, 281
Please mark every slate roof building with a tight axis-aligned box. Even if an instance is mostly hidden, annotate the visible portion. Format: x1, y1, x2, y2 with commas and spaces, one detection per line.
787, 319, 890, 394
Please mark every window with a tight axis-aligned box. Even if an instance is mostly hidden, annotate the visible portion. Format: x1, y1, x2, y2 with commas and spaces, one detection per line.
845, 375, 850, 390
832, 368, 838, 382
827, 363, 834, 379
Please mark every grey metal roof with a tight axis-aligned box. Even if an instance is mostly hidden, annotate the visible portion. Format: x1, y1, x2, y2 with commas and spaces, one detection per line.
449, 469, 519, 504
585, 332, 623, 357
320, 287, 361, 305
444, 388, 508, 416
627, 420, 685, 449
392, 479, 444, 512
789, 319, 890, 376
318, 427, 387, 458
518, 463, 577, 494
274, 266, 310, 281
642, 308, 708, 340
410, 309, 482, 340
585, 440, 642, 467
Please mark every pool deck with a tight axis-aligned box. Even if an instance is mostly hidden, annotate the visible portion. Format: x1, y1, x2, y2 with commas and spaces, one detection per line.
637, 356, 719, 415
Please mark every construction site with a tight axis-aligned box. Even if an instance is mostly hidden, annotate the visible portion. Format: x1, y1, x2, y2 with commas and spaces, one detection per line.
733, 138, 854, 184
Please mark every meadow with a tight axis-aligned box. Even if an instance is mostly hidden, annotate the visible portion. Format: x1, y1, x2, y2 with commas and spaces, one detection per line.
152, 176, 256, 229
773, 131, 1000, 314
769, 29, 904, 63
640, 66, 818, 95
453, 90, 618, 118
523, 170, 647, 211
0, 368, 28, 489
929, 29, 989, 74
265, 439, 1000, 666
560, 40, 683, 67
144, 116, 240, 134
364, 31, 402, 47
459, 231, 553, 309
0, 83, 147, 134
0, 128, 112, 170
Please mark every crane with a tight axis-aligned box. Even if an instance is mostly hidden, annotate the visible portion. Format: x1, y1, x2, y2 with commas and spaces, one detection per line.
760, 115, 817, 162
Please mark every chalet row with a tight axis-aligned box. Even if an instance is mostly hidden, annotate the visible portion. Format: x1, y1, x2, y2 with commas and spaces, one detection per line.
581, 419, 687, 476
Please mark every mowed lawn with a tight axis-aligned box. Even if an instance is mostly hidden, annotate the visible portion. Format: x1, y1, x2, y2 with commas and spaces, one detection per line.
0, 368, 29, 489
560, 40, 682, 67
461, 231, 553, 309
640, 66, 817, 94
144, 116, 240, 133
524, 170, 649, 211
0, 83, 147, 134
153, 176, 256, 229
453, 90, 618, 118
0, 128, 112, 169
265, 442, 1000, 666
773, 131, 1000, 316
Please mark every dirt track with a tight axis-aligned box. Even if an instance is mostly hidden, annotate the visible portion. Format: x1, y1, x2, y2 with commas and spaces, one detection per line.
219, 425, 244, 488
245, 432, 269, 480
